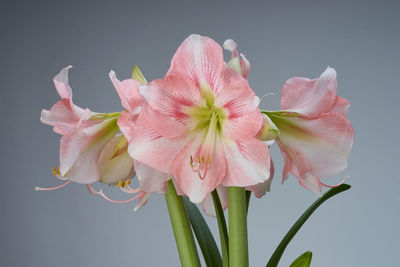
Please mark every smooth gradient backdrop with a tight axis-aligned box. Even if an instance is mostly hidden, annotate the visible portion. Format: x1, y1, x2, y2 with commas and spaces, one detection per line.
1, 0, 399, 266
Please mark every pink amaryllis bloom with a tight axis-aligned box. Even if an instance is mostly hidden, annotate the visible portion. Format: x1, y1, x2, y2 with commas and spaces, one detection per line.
110, 69, 170, 209
262, 67, 354, 195
38, 66, 154, 209
128, 34, 271, 203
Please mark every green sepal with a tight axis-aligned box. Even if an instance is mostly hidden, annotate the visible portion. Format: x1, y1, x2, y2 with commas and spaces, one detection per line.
290, 251, 312, 267
131, 65, 147, 84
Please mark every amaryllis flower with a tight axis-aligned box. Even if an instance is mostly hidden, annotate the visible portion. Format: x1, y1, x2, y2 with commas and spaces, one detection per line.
110, 69, 170, 208
38, 66, 151, 209
128, 34, 271, 203
263, 67, 354, 195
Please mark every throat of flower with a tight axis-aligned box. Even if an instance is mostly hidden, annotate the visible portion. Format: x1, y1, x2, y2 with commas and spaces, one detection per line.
189, 107, 224, 180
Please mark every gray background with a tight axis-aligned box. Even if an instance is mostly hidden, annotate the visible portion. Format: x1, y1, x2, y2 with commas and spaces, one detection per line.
1, 0, 399, 266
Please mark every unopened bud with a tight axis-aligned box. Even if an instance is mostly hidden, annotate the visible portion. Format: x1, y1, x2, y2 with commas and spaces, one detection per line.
258, 114, 280, 141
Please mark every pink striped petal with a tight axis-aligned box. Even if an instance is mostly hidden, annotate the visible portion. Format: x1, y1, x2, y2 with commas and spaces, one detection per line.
281, 67, 337, 117
223, 109, 263, 142
217, 68, 263, 141
167, 34, 225, 90
142, 75, 200, 137
129, 113, 188, 174
221, 138, 271, 187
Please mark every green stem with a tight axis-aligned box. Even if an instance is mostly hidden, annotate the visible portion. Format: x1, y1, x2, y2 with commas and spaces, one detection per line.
165, 180, 201, 267
211, 190, 229, 267
228, 187, 249, 267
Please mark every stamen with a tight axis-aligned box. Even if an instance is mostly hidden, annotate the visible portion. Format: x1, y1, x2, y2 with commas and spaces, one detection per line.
86, 184, 140, 204
35, 180, 72, 191
189, 154, 210, 180
120, 185, 140, 194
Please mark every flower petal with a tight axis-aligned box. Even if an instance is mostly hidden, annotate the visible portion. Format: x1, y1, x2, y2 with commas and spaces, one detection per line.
246, 158, 274, 198
59, 118, 119, 184
129, 113, 187, 174
142, 75, 200, 137
53, 65, 73, 99
109, 71, 142, 112
171, 135, 227, 203
217, 68, 263, 141
167, 34, 225, 90
281, 67, 337, 117
98, 134, 134, 185
330, 96, 350, 116
134, 159, 169, 193
201, 186, 228, 217
221, 138, 271, 187
271, 112, 354, 183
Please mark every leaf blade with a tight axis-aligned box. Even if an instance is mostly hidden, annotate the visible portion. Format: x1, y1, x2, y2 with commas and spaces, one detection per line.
184, 197, 223, 267
266, 184, 351, 267
290, 251, 312, 267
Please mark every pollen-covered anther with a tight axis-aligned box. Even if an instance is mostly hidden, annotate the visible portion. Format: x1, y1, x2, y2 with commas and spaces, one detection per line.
52, 166, 61, 177
189, 155, 211, 180
117, 178, 131, 188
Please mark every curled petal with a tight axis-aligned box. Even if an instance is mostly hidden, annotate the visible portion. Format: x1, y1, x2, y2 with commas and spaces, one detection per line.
223, 39, 239, 58
281, 67, 337, 117
331, 96, 350, 116
109, 71, 142, 112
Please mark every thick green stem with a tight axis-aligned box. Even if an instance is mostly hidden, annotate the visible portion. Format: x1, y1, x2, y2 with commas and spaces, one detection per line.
228, 187, 249, 267
165, 180, 201, 267
211, 190, 229, 267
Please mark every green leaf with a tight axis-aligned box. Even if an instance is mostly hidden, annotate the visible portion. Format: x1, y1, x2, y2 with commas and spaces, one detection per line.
131, 65, 147, 84
290, 251, 312, 267
183, 197, 223, 267
211, 190, 229, 267
266, 184, 351, 267
245, 190, 251, 216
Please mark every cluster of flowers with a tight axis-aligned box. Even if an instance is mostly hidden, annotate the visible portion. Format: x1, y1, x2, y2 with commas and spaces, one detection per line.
38, 34, 354, 214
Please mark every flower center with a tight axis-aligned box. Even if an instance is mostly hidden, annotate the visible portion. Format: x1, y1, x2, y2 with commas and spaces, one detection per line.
185, 83, 227, 179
